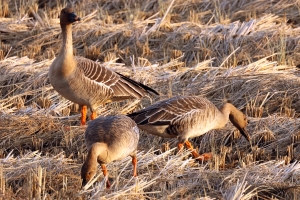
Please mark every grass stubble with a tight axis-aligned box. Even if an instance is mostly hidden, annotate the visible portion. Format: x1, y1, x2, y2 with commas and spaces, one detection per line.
0, 0, 300, 199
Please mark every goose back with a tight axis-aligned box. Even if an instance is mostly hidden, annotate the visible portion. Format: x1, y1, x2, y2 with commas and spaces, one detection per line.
85, 115, 139, 163
128, 96, 224, 140
50, 55, 158, 111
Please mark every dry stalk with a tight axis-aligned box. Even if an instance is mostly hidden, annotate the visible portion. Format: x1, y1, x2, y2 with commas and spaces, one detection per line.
0, 0, 300, 199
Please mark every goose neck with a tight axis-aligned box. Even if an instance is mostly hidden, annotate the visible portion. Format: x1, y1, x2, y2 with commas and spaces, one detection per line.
88, 143, 108, 163
60, 24, 73, 57
218, 103, 232, 128
85, 149, 98, 166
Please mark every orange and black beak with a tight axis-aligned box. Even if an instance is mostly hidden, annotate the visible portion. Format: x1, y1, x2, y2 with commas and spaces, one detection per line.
238, 127, 251, 143
68, 12, 81, 22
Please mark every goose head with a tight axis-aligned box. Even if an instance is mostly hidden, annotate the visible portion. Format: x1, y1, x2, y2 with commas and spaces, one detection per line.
60, 7, 81, 26
81, 161, 97, 187
229, 109, 251, 142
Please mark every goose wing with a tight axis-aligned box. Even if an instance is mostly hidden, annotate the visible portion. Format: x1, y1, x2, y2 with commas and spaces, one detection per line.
128, 96, 212, 126
76, 57, 158, 100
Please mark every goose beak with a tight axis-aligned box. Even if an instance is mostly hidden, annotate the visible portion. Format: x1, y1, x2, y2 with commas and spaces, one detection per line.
81, 179, 87, 188
239, 128, 251, 143
69, 12, 81, 22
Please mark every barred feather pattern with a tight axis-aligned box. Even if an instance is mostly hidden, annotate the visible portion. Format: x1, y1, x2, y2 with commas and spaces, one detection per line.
127, 96, 230, 141
50, 55, 156, 111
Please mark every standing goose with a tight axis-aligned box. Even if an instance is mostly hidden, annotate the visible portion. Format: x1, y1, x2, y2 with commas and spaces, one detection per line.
49, 7, 158, 125
81, 115, 139, 188
127, 96, 251, 161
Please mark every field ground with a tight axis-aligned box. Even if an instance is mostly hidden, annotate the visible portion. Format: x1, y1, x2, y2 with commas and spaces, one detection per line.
0, 0, 300, 199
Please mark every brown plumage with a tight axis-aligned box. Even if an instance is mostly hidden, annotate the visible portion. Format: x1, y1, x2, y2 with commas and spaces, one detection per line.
49, 7, 158, 125
127, 96, 251, 161
81, 115, 139, 188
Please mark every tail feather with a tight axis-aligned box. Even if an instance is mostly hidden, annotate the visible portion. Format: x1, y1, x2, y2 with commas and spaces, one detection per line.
116, 72, 159, 96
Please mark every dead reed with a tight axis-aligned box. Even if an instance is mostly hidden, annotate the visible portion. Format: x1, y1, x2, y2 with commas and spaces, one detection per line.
0, 0, 300, 199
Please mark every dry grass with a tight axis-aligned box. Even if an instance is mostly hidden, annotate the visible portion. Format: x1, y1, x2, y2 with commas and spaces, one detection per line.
0, 0, 300, 199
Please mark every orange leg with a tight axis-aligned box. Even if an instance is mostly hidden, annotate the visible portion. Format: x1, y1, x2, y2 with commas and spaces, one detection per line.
81, 105, 87, 126
201, 152, 213, 161
185, 141, 212, 161
185, 141, 202, 159
177, 143, 184, 151
132, 156, 137, 177
177, 142, 185, 155
90, 111, 97, 120
101, 164, 111, 188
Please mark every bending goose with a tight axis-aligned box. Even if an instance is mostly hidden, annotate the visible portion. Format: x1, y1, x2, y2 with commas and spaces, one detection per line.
81, 115, 139, 188
127, 96, 251, 161
49, 7, 158, 125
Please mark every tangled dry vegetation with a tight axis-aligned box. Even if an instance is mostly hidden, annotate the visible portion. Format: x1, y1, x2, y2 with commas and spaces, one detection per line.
0, 0, 300, 199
